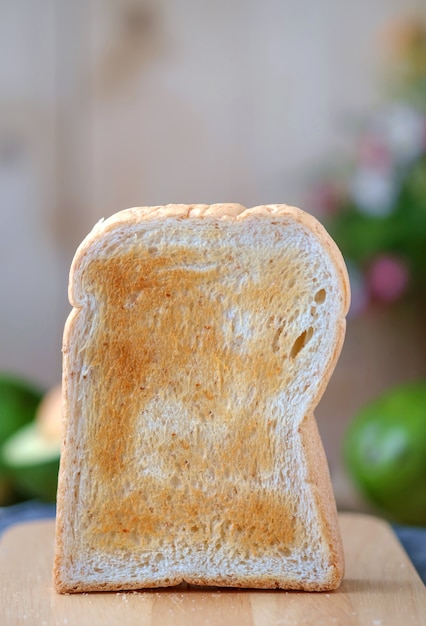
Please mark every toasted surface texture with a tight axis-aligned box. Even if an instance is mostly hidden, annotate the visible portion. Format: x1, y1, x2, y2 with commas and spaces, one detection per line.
54, 203, 350, 593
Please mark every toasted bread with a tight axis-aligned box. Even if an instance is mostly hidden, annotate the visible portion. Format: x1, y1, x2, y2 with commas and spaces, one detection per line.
54, 203, 350, 592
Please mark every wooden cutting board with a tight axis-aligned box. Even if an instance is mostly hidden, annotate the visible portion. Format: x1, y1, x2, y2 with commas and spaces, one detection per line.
0, 513, 425, 625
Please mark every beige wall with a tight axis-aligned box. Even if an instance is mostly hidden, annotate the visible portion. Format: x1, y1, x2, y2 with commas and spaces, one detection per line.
1, 1, 425, 494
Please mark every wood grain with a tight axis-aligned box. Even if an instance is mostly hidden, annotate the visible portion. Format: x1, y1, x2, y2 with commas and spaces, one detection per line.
0, 513, 425, 625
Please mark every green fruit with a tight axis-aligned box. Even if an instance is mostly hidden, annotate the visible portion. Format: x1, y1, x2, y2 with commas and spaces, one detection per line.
1, 422, 60, 502
0, 374, 43, 442
0, 374, 44, 504
344, 381, 426, 525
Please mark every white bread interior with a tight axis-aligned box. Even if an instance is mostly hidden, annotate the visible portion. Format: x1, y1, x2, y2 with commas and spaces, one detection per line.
54, 203, 350, 592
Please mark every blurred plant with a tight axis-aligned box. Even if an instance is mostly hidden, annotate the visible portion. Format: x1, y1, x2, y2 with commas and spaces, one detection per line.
309, 18, 426, 317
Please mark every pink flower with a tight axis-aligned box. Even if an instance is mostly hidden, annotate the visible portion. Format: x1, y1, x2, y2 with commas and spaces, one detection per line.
358, 135, 392, 170
368, 255, 409, 302
307, 181, 344, 216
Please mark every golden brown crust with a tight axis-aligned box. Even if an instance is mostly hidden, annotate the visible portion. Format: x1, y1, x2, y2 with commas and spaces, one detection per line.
54, 203, 349, 593
299, 413, 345, 589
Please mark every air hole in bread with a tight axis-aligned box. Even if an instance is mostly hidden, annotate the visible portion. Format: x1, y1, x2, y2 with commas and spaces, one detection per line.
287, 309, 300, 324
314, 288, 326, 304
267, 418, 277, 432
290, 327, 314, 358
170, 474, 182, 488
272, 325, 284, 352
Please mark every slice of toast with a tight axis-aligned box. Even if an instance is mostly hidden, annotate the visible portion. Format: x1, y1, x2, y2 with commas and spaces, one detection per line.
54, 203, 350, 592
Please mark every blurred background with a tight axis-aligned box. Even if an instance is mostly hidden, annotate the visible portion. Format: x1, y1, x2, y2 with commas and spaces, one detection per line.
1, 0, 426, 516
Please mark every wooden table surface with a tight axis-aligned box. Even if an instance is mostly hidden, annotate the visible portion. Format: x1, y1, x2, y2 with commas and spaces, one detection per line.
1, 512, 425, 625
